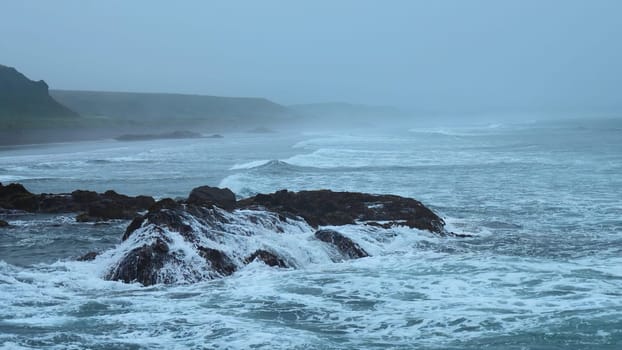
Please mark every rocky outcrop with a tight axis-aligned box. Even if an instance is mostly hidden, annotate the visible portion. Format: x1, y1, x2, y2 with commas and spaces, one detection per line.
0, 183, 155, 221
188, 185, 236, 210
3, 183, 466, 285
237, 189, 446, 233
101, 186, 461, 286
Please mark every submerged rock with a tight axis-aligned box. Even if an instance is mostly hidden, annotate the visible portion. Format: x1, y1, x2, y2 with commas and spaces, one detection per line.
77, 251, 99, 261
0, 219, 9, 228
315, 229, 369, 259
244, 249, 289, 268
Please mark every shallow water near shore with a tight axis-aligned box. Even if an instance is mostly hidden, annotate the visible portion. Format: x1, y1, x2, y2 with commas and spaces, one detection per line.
1, 118, 621, 349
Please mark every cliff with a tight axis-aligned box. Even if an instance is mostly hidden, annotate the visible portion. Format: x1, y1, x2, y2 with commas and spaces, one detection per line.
50, 90, 294, 127
0, 64, 79, 122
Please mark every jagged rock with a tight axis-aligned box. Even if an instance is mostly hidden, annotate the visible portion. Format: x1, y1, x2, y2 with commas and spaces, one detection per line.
0, 183, 38, 211
244, 249, 289, 268
0, 183, 155, 221
106, 238, 170, 285
96, 187, 461, 286
77, 251, 98, 261
0, 219, 9, 227
197, 247, 237, 276
238, 189, 446, 233
123, 216, 146, 240
315, 229, 369, 259
187, 186, 236, 210
124, 208, 193, 241
149, 198, 182, 211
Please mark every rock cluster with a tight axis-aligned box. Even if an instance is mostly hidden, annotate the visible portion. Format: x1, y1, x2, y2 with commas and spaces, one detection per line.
0, 183, 155, 221
1, 183, 466, 286
237, 189, 446, 233
105, 186, 456, 286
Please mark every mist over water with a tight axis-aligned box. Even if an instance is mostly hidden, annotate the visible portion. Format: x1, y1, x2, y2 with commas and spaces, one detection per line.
1, 118, 621, 349
1, 1, 622, 348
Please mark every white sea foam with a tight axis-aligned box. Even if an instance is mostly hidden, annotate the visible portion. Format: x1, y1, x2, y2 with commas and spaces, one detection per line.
2, 121, 621, 348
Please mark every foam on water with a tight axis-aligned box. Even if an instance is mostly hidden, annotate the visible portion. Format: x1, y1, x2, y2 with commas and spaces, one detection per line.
2, 230, 621, 349
2, 120, 622, 348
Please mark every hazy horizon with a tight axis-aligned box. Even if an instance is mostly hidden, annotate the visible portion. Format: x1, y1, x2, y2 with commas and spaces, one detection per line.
2, 0, 621, 116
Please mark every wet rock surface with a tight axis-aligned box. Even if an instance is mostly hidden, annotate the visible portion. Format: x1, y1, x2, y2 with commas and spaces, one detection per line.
103, 186, 463, 285
0, 183, 155, 221
314, 229, 369, 259
188, 185, 236, 210
106, 238, 170, 285
237, 189, 446, 233
77, 251, 99, 261
244, 249, 289, 268
196, 247, 237, 277
2, 183, 467, 286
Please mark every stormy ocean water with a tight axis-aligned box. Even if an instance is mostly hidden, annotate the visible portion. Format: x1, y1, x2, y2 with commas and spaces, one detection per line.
0, 118, 621, 349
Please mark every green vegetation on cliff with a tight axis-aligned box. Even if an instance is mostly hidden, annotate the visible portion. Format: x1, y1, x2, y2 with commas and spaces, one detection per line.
50, 90, 293, 128
0, 64, 79, 129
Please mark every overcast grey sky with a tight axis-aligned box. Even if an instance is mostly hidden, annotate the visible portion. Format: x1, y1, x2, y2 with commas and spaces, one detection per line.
1, 0, 621, 113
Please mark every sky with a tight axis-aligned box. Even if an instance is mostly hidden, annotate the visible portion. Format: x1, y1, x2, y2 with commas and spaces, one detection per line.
1, 0, 621, 114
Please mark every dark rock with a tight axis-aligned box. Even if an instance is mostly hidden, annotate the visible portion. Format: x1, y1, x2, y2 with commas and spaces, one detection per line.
143, 209, 193, 236
0, 183, 155, 220
122, 216, 146, 240
364, 221, 394, 229
238, 189, 446, 233
71, 190, 99, 203
99, 187, 462, 286
77, 251, 98, 261
0, 183, 38, 211
75, 213, 95, 222
38, 194, 78, 212
188, 186, 236, 210
0, 219, 9, 227
315, 229, 369, 259
149, 198, 182, 211
114, 130, 204, 141
447, 232, 474, 238
106, 238, 170, 286
196, 247, 237, 276
244, 249, 289, 268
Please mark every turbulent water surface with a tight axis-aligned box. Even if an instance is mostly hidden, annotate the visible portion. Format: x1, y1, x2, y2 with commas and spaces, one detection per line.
1, 119, 621, 349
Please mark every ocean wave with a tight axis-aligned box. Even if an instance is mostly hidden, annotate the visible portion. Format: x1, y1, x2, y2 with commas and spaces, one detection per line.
2, 241, 621, 349
408, 124, 514, 137
0, 175, 32, 182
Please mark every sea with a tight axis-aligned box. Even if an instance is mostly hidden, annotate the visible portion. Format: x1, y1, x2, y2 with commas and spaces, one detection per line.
0, 117, 621, 349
